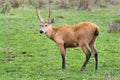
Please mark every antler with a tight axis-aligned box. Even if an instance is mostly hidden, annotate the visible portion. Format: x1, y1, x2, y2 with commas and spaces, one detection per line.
36, 8, 44, 22
48, 7, 52, 21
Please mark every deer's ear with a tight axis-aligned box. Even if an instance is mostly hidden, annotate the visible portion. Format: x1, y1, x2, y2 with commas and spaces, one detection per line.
49, 18, 54, 24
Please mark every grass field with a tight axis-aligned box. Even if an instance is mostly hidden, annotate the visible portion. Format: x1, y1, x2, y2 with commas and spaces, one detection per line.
0, 6, 120, 80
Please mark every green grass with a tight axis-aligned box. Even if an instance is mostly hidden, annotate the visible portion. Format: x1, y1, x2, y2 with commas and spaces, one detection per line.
0, 6, 120, 80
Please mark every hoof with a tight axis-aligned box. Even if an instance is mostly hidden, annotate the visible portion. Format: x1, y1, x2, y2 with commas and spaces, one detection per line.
80, 68, 85, 71
62, 67, 66, 70
95, 68, 98, 71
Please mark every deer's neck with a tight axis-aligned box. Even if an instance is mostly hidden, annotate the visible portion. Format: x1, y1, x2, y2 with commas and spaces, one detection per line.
45, 27, 57, 40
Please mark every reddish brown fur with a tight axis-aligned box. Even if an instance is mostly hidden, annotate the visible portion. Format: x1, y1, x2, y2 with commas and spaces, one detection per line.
48, 22, 99, 48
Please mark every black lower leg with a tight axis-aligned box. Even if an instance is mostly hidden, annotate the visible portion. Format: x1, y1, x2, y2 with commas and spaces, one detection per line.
81, 53, 91, 71
62, 55, 66, 69
94, 53, 98, 70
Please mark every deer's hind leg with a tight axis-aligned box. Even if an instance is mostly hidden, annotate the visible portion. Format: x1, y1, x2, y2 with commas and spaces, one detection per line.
89, 36, 98, 70
79, 42, 91, 71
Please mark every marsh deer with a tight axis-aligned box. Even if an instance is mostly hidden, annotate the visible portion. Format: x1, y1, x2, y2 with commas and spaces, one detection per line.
36, 8, 99, 71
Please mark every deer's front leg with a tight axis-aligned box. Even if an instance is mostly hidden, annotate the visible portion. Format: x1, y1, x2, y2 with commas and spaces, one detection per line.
57, 44, 66, 69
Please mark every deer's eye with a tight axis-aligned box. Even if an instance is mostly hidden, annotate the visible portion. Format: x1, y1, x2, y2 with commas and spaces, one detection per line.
45, 25, 48, 27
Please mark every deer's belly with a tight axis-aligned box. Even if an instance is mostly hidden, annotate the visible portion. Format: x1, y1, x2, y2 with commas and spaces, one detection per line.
64, 42, 78, 48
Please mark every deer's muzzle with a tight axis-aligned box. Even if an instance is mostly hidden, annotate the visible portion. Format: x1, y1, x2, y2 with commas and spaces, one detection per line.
40, 30, 44, 34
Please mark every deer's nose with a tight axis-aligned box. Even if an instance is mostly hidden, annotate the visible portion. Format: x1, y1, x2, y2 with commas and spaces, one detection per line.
40, 30, 44, 34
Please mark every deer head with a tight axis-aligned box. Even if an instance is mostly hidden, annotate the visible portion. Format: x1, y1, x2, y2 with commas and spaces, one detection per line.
36, 8, 54, 34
